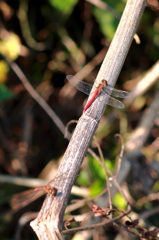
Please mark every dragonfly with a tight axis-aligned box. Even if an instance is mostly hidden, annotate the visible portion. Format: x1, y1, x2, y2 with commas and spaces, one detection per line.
18, 184, 57, 202
17, 172, 70, 203
9, 173, 71, 209
66, 75, 131, 112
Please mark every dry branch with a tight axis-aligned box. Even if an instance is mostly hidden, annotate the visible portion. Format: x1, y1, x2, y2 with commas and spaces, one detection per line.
126, 89, 159, 152
124, 60, 159, 107
30, 0, 147, 239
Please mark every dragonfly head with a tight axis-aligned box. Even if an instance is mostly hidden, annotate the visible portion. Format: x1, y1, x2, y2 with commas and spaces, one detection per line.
50, 187, 58, 195
101, 79, 108, 85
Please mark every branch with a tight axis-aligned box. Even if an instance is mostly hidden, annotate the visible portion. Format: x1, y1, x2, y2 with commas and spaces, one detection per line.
30, 0, 146, 239
124, 60, 159, 107
126, 88, 159, 152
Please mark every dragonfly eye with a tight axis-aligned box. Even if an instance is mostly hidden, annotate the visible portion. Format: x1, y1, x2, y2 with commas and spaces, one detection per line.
52, 187, 57, 195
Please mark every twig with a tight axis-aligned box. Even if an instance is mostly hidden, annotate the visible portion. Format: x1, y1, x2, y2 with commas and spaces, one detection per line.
114, 134, 124, 179
146, 0, 159, 11
126, 88, 159, 152
95, 134, 129, 208
86, 0, 121, 20
0, 174, 46, 188
92, 134, 129, 206
17, 0, 46, 51
137, 192, 159, 206
23, 106, 33, 147
66, 187, 108, 213
62, 205, 131, 234
93, 137, 112, 210
64, 120, 78, 139
139, 206, 159, 220
58, 28, 86, 66
0, 54, 68, 137
124, 60, 159, 107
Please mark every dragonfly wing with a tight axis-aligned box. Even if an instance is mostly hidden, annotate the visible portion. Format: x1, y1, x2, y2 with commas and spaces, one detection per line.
66, 75, 92, 95
18, 191, 37, 203
104, 86, 131, 98
106, 95, 125, 108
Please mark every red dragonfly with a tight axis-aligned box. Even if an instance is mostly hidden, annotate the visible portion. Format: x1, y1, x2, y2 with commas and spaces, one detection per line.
66, 75, 131, 112
18, 184, 57, 202
17, 172, 70, 203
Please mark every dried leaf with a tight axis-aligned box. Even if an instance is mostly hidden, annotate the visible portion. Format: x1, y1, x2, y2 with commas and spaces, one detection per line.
92, 205, 115, 217
125, 219, 139, 229
145, 228, 159, 238
137, 227, 147, 238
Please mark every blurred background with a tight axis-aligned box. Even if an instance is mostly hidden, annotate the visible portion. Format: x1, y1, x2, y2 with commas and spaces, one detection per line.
0, 0, 159, 239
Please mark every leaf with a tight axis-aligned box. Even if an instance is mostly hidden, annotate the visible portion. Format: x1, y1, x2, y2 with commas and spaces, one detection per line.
0, 60, 9, 83
90, 180, 104, 196
146, 228, 159, 238
92, 205, 116, 217
125, 219, 139, 229
0, 83, 15, 102
112, 192, 126, 210
93, 3, 120, 40
88, 156, 114, 180
137, 227, 148, 238
88, 156, 106, 180
76, 169, 90, 186
48, 0, 78, 14
0, 32, 21, 60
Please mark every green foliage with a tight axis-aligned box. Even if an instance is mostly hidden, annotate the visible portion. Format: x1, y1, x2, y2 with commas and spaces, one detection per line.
48, 0, 78, 14
89, 156, 106, 180
152, 180, 159, 192
88, 155, 114, 178
0, 83, 15, 102
92, 0, 125, 39
93, 8, 118, 40
77, 155, 115, 197
112, 192, 127, 210
90, 180, 104, 196
76, 168, 90, 186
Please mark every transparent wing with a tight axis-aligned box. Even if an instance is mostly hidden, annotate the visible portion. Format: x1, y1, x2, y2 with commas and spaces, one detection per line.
106, 95, 125, 108
67, 75, 131, 98
66, 75, 92, 95
104, 86, 131, 98
18, 190, 38, 203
